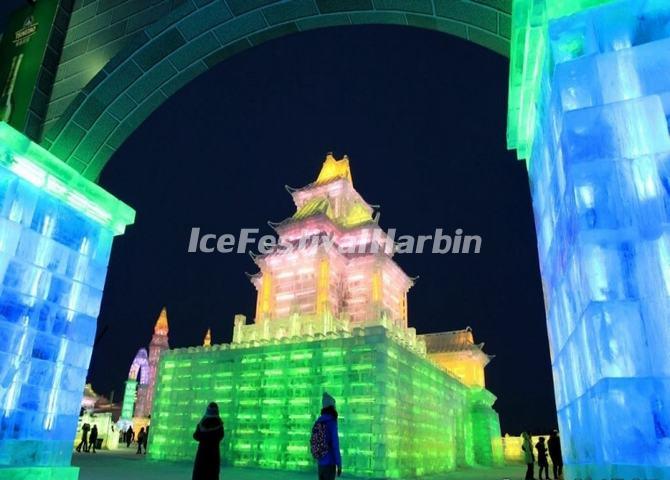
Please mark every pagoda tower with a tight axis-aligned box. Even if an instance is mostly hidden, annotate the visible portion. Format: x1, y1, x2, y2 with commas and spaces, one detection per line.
245, 154, 412, 340
135, 307, 169, 417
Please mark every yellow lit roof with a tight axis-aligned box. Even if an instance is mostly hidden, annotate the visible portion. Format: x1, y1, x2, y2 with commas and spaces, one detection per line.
293, 197, 334, 221
342, 201, 373, 227
315, 153, 352, 185
286, 153, 376, 228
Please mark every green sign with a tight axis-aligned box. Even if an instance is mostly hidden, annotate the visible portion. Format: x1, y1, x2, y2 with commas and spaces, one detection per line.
0, 0, 60, 133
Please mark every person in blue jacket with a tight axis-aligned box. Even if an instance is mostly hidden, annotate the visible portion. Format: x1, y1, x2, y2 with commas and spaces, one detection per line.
316, 392, 342, 479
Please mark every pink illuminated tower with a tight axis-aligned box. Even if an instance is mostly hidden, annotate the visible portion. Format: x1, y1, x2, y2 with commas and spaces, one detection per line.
134, 307, 169, 417
239, 154, 413, 341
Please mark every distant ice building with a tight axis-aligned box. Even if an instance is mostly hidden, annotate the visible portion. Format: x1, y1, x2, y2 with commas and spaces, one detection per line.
120, 307, 170, 425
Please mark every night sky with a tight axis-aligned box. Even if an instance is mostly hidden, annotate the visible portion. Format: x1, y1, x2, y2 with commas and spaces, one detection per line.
0, 0, 556, 434
92, 26, 555, 435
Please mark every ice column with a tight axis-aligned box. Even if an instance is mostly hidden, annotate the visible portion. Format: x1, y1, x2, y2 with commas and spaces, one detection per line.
121, 380, 138, 420
0, 123, 134, 479
529, 2, 670, 478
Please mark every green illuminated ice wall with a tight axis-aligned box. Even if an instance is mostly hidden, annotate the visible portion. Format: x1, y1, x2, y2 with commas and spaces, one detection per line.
150, 326, 502, 478
506, 0, 618, 159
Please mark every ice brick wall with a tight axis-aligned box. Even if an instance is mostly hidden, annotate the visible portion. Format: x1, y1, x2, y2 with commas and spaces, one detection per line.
529, 1, 670, 478
469, 388, 504, 467
121, 379, 137, 419
0, 122, 133, 480
149, 326, 502, 478
0, 166, 112, 478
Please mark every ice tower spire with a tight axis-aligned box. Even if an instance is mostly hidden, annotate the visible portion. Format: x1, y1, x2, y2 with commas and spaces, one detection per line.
315, 153, 352, 185
154, 306, 169, 335
134, 307, 170, 417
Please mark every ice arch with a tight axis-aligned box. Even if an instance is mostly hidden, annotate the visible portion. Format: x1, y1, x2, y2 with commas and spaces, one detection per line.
121, 348, 149, 419
41, 0, 511, 180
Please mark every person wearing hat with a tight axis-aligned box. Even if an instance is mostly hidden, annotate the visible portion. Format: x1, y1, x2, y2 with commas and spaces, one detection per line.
192, 402, 224, 480
312, 392, 342, 479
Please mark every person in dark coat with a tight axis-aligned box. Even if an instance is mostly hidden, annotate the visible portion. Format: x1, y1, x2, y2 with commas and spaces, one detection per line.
536, 436, 549, 480
75, 423, 90, 452
126, 425, 134, 447
143, 426, 150, 454
192, 402, 224, 480
315, 392, 342, 480
136, 427, 146, 454
548, 430, 563, 479
89, 425, 98, 453
521, 431, 534, 480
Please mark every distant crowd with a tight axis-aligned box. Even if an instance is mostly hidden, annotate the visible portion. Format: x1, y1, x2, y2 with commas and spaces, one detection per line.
75, 398, 562, 480
521, 430, 563, 480
121, 425, 149, 454
72, 392, 342, 480
73, 423, 149, 455
74, 423, 98, 453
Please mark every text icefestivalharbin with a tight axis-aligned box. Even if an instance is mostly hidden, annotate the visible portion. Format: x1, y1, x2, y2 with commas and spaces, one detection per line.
187, 227, 483, 255
147, 154, 505, 477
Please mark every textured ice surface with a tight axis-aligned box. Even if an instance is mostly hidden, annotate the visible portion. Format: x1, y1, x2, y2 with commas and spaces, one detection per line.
0, 164, 114, 470
533, 1, 670, 477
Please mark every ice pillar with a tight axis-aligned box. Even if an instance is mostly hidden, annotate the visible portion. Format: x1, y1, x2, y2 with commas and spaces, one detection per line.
0, 123, 134, 479
121, 380, 138, 420
524, 2, 670, 478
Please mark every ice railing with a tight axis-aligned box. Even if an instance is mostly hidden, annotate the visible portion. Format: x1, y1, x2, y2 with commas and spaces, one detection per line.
176, 311, 428, 356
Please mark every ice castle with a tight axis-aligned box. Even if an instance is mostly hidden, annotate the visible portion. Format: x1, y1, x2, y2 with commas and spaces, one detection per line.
121, 307, 170, 420
148, 154, 504, 477
120, 307, 170, 428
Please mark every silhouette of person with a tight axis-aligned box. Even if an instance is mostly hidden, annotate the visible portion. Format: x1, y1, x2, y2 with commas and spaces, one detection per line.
548, 430, 563, 479
75, 423, 90, 453
126, 425, 134, 448
143, 425, 150, 454
521, 431, 535, 480
192, 402, 224, 480
89, 425, 98, 453
314, 392, 342, 480
536, 436, 549, 480
136, 427, 146, 454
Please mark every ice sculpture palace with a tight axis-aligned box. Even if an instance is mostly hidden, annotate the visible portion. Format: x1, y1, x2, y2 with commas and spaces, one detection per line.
148, 155, 504, 477
0, 123, 134, 479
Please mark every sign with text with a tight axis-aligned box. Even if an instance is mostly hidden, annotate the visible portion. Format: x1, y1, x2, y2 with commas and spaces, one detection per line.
0, 1, 59, 132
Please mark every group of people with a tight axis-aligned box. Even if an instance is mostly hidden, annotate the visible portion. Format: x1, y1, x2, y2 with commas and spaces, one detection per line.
75, 423, 99, 453
521, 430, 563, 480
121, 425, 149, 454
78, 397, 562, 480
75, 423, 150, 455
190, 392, 342, 480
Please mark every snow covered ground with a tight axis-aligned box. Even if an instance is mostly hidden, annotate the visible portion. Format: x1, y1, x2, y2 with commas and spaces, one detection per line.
72, 449, 524, 480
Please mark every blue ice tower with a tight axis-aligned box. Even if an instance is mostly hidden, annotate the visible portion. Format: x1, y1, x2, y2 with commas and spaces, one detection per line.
0, 123, 134, 479
530, 1, 670, 479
